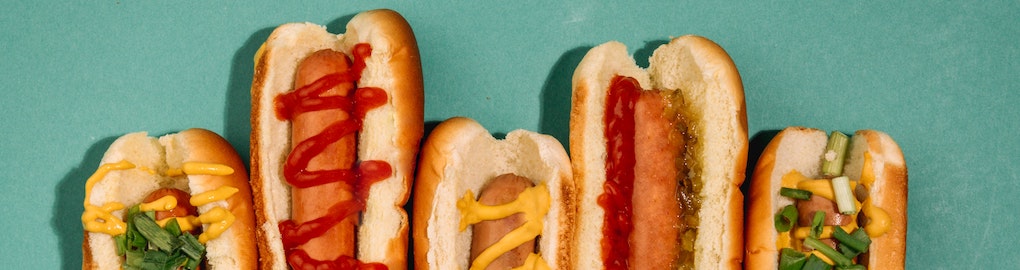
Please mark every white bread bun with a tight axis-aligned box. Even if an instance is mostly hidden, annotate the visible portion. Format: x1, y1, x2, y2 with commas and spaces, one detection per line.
413, 117, 575, 270
570, 36, 747, 269
249, 9, 423, 270
82, 128, 257, 270
744, 127, 908, 269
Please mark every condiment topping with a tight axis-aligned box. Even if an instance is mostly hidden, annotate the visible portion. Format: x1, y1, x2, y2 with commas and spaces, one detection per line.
82, 161, 238, 240
273, 43, 392, 269
458, 183, 551, 270
774, 133, 892, 269
598, 75, 640, 270
81, 159, 241, 269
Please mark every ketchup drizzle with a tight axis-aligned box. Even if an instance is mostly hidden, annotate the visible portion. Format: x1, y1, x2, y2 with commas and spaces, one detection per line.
273, 43, 390, 270
597, 76, 640, 270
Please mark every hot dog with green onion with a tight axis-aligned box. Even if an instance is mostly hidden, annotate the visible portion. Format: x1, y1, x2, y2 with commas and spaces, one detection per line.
745, 127, 908, 270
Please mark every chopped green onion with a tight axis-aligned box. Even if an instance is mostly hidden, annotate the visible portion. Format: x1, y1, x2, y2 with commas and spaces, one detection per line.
133, 214, 181, 252
178, 233, 206, 260
850, 228, 872, 249
839, 242, 860, 261
128, 205, 142, 217
832, 226, 869, 253
810, 211, 825, 239
114, 234, 127, 256
779, 248, 808, 270
804, 237, 854, 266
839, 228, 873, 259
124, 249, 145, 269
836, 264, 866, 270
780, 187, 813, 200
802, 254, 832, 270
184, 256, 201, 270
774, 205, 799, 232
831, 176, 857, 215
142, 249, 169, 264
126, 220, 147, 251
821, 131, 849, 177
164, 218, 182, 237
165, 255, 188, 270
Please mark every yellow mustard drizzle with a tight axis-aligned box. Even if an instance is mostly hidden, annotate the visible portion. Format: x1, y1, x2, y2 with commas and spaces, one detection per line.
139, 196, 177, 212
83, 160, 135, 205
81, 203, 127, 235
196, 207, 235, 244
857, 151, 891, 237
82, 161, 135, 235
157, 216, 199, 232
862, 199, 891, 237
457, 183, 551, 270
190, 186, 239, 206
166, 162, 234, 177
82, 159, 238, 243
859, 152, 875, 187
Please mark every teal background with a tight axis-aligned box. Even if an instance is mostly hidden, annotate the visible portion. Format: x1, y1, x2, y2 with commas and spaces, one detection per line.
2, 1, 1017, 269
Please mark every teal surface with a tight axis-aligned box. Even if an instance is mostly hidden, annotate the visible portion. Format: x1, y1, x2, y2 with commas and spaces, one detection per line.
2, 1, 1016, 269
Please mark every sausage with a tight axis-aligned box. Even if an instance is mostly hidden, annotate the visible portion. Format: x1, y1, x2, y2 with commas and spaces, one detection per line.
142, 188, 198, 222
630, 91, 683, 269
470, 174, 536, 269
290, 49, 358, 261
795, 195, 851, 227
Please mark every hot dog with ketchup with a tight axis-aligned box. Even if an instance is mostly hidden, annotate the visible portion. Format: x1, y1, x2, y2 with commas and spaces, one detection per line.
744, 127, 907, 270
413, 117, 575, 270
81, 129, 257, 269
570, 36, 747, 269
249, 9, 423, 270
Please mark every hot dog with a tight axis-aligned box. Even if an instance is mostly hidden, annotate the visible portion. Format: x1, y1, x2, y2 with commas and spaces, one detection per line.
81, 129, 257, 269
412, 117, 575, 270
744, 127, 908, 270
249, 9, 423, 270
570, 36, 748, 269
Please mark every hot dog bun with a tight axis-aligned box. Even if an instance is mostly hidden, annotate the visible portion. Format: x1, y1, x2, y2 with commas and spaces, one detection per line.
413, 117, 575, 270
250, 9, 422, 269
82, 128, 257, 269
570, 36, 747, 269
744, 127, 907, 269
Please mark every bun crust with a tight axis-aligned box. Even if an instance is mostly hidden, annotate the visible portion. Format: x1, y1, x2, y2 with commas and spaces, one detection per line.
81, 128, 257, 269
249, 9, 422, 270
743, 127, 907, 270
413, 117, 575, 270
570, 35, 747, 269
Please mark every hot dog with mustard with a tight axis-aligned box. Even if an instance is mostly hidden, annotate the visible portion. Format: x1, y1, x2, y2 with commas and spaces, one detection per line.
413, 117, 575, 270
81, 128, 257, 270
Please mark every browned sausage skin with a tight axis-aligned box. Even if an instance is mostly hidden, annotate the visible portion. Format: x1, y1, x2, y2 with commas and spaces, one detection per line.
630, 91, 684, 269
795, 195, 851, 227
289, 49, 358, 261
